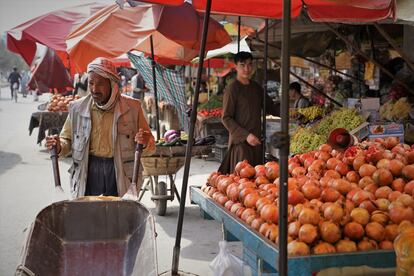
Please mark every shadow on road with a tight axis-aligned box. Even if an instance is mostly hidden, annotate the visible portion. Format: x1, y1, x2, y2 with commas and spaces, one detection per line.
0, 151, 22, 176
149, 205, 221, 262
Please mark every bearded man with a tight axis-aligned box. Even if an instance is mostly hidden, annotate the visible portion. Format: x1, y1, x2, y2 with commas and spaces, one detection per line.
46, 57, 155, 198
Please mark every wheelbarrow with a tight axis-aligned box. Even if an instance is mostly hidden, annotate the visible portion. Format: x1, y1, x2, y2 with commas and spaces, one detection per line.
15, 146, 158, 276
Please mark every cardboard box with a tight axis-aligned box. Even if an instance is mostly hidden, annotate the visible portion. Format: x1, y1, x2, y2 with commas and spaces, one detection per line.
368, 123, 404, 143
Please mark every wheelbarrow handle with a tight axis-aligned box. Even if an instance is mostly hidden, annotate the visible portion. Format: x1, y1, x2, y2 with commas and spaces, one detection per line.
131, 144, 144, 185
50, 146, 62, 188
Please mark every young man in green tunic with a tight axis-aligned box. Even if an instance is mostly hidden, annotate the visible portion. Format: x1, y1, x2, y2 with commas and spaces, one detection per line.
219, 52, 280, 174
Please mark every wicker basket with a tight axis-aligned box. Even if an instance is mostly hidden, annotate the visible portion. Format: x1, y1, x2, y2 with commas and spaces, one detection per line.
141, 156, 185, 176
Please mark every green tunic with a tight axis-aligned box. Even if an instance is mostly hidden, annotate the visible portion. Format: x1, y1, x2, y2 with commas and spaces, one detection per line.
219, 80, 280, 174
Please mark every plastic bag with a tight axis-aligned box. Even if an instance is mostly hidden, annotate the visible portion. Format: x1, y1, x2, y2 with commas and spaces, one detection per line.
210, 241, 245, 276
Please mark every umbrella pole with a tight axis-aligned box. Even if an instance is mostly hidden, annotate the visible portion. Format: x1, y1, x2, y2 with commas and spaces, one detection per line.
150, 35, 161, 141
171, 0, 212, 274
278, 0, 291, 275
262, 19, 269, 164
237, 16, 241, 52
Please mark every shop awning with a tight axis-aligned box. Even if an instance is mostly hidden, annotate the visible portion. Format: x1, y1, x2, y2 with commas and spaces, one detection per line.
138, 0, 395, 22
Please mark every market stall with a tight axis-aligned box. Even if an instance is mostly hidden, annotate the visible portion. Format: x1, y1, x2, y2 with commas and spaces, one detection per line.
28, 95, 78, 144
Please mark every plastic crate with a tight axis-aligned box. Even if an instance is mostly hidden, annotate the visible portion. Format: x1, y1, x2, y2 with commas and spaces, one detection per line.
212, 144, 228, 162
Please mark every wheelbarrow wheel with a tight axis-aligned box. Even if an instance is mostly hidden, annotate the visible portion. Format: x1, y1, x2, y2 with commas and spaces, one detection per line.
155, 181, 167, 216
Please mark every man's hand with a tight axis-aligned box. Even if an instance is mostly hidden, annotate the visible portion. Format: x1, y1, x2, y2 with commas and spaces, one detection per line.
135, 128, 151, 146
246, 133, 261, 146
45, 135, 61, 153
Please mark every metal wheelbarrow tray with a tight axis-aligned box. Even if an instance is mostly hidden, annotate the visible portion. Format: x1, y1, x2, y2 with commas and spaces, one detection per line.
16, 198, 158, 276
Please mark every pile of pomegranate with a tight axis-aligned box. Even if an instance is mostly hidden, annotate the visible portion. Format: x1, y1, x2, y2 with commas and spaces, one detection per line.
201, 137, 414, 256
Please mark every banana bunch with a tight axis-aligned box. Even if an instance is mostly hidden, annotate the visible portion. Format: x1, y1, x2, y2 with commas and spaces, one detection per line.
296, 106, 324, 124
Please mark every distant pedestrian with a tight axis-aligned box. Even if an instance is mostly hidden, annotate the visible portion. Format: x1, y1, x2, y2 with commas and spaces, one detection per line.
8, 67, 21, 99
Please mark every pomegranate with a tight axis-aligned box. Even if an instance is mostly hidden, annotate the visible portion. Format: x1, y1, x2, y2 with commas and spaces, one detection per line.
244, 193, 260, 208
313, 242, 336, 254
255, 165, 267, 177
330, 179, 352, 195
255, 176, 270, 185
265, 224, 279, 241
335, 162, 349, 176
388, 191, 402, 202
265, 162, 279, 180
379, 240, 394, 250
327, 158, 342, 170
301, 183, 321, 200
324, 170, 341, 179
365, 222, 385, 242
288, 221, 301, 238
241, 208, 257, 222
319, 144, 332, 152
344, 222, 365, 240
319, 221, 341, 243
321, 188, 341, 202
260, 204, 279, 223
359, 200, 377, 214
287, 240, 310, 256
404, 180, 414, 195
389, 160, 404, 177
363, 183, 378, 194
292, 167, 307, 177
388, 204, 414, 224
359, 176, 375, 189
385, 137, 400, 149
391, 178, 405, 192
375, 198, 391, 212
357, 239, 378, 251
240, 165, 256, 178
350, 208, 370, 225
372, 168, 393, 186
359, 164, 377, 177
375, 186, 393, 199
224, 200, 235, 211
323, 203, 344, 223
251, 217, 265, 231
384, 224, 399, 241
370, 211, 389, 226
352, 190, 374, 205
376, 159, 390, 169
299, 224, 318, 244
298, 207, 320, 226
402, 165, 414, 181
336, 240, 357, 252
353, 156, 366, 171
288, 190, 305, 205
346, 171, 360, 183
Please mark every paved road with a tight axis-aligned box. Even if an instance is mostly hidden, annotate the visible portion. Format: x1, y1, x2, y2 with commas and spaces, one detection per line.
0, 90, 244, 275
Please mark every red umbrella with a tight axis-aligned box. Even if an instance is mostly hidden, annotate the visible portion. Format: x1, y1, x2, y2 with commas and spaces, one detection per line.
6, 3, 106, 73
28, 48, 73, 93
66, 2, 231, 72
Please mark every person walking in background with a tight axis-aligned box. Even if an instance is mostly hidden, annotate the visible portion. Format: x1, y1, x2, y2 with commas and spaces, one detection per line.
8, 67, 21, 100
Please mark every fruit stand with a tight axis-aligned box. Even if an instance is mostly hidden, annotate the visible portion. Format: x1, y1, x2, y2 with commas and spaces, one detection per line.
190, 186, 396, 275
190, 135, 414, 275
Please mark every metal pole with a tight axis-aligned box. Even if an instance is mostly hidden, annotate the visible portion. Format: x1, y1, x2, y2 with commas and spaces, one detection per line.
171, 0, 212, 274
150, 35, 161, 141
279, 0, 291, 275
208, 59, 211, 101
237, 16, 241, 52
262, 19, 269, 164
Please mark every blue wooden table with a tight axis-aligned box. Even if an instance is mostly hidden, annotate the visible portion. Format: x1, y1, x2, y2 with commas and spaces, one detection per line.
190, 186, 396, 276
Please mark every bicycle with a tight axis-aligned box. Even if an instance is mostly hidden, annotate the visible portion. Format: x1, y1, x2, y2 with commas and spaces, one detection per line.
12, 82, 18, 103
